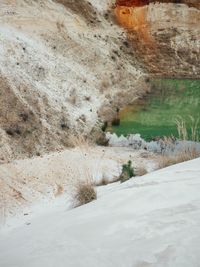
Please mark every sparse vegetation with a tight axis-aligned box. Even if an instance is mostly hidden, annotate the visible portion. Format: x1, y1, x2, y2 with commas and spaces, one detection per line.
74, 180, 97, 207
135, 166, 148, 176
158, 147, 200, 169
120, 160, 135, 183
175, 115, 199, 142
67, 89, 77, 105
56, 20, 65, 32
84, 95, 91, 101
96, 177, 109, 186
99, 80, 110, 92
54, 184, 64, 197
95, 133, 109, 146
68, 134, 92, 148
5, 125, 21, 136
19, 112, 29, 122
65, 135, 99, 206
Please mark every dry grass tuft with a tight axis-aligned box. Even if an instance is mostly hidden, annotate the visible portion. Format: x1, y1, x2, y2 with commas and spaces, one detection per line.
54, 184, 64, 197
176, 148, 200, 162
175, 115, 199, 141
99, 80, 110, 93
135, 166, 148, 176
96, 176, 109, 186
68, 134, 92, 149
67, 89, 78, 105
74, 180, 97, 207
158, 156, 178, 169
158, 148, 200, 169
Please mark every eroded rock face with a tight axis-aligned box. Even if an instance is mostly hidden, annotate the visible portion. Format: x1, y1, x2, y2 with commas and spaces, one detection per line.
115, 1, 200, 77
116, 0, 200, 9
0, 0, 148, 162
116, 0, 150, 6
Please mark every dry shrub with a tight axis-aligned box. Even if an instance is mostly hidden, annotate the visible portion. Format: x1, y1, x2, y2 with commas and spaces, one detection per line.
67, 89, 77, 105
177, 148, 200, 162
67, 162, 97, 207
74, 180, 96, 207
158, 156, 178, 169
99, 80, 110, 93
54, 184, 64, 197
135, 166, 148, 176
140, 151, 150, 159
158, 148, 200, 169
175, 116, 199, 142
67, 94, 77, 105
95, 133, 109, 146
96, 176, 109, 186
98, 105, 116, 122
56, 20, 65, 32
66, 136, 98, 206
175, 117, 188, 140
68, 134, 92, 149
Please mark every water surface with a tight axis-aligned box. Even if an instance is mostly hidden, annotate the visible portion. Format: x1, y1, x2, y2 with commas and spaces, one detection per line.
109, 79, 200, 141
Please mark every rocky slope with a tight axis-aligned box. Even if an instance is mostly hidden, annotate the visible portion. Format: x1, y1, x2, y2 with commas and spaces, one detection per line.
0, 0, 147, 162
115, 1, 200, 77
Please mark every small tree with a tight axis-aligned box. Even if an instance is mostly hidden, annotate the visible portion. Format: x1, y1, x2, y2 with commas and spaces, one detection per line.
120, 160, 135, 183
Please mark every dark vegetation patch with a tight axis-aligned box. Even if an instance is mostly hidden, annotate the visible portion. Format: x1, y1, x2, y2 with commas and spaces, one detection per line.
120, 160, 135, 183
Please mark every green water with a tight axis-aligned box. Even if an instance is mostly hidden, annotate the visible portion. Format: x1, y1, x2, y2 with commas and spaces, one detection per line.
109, 79, 200, 141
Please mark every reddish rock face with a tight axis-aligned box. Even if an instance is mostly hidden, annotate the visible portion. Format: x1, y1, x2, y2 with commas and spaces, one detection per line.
116, 0, 150, 7
116, 0, 200, 8
114, 1, 200, 78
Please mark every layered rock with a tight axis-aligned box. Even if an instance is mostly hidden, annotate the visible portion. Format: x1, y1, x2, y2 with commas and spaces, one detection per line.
116, 0, 200, 9
115, 1, 200, 77
0, 0, 147, 162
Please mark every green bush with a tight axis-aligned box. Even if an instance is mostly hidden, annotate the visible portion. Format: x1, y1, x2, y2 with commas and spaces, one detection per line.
120, 160, 135, 183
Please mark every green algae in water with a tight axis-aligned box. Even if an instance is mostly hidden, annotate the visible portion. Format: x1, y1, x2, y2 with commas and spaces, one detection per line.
109, 79, 200, 141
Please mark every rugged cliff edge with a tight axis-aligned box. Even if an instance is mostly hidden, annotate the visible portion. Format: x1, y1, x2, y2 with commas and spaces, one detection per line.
115, 0, 200, 77
0, 0, 147, 162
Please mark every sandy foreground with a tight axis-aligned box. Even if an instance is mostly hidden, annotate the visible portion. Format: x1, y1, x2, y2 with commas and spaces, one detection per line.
0, 157, 199, 267
0, 145, 156, 224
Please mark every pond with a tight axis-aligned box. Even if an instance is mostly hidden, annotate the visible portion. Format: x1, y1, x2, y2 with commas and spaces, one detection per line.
108, 79, 200, 141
